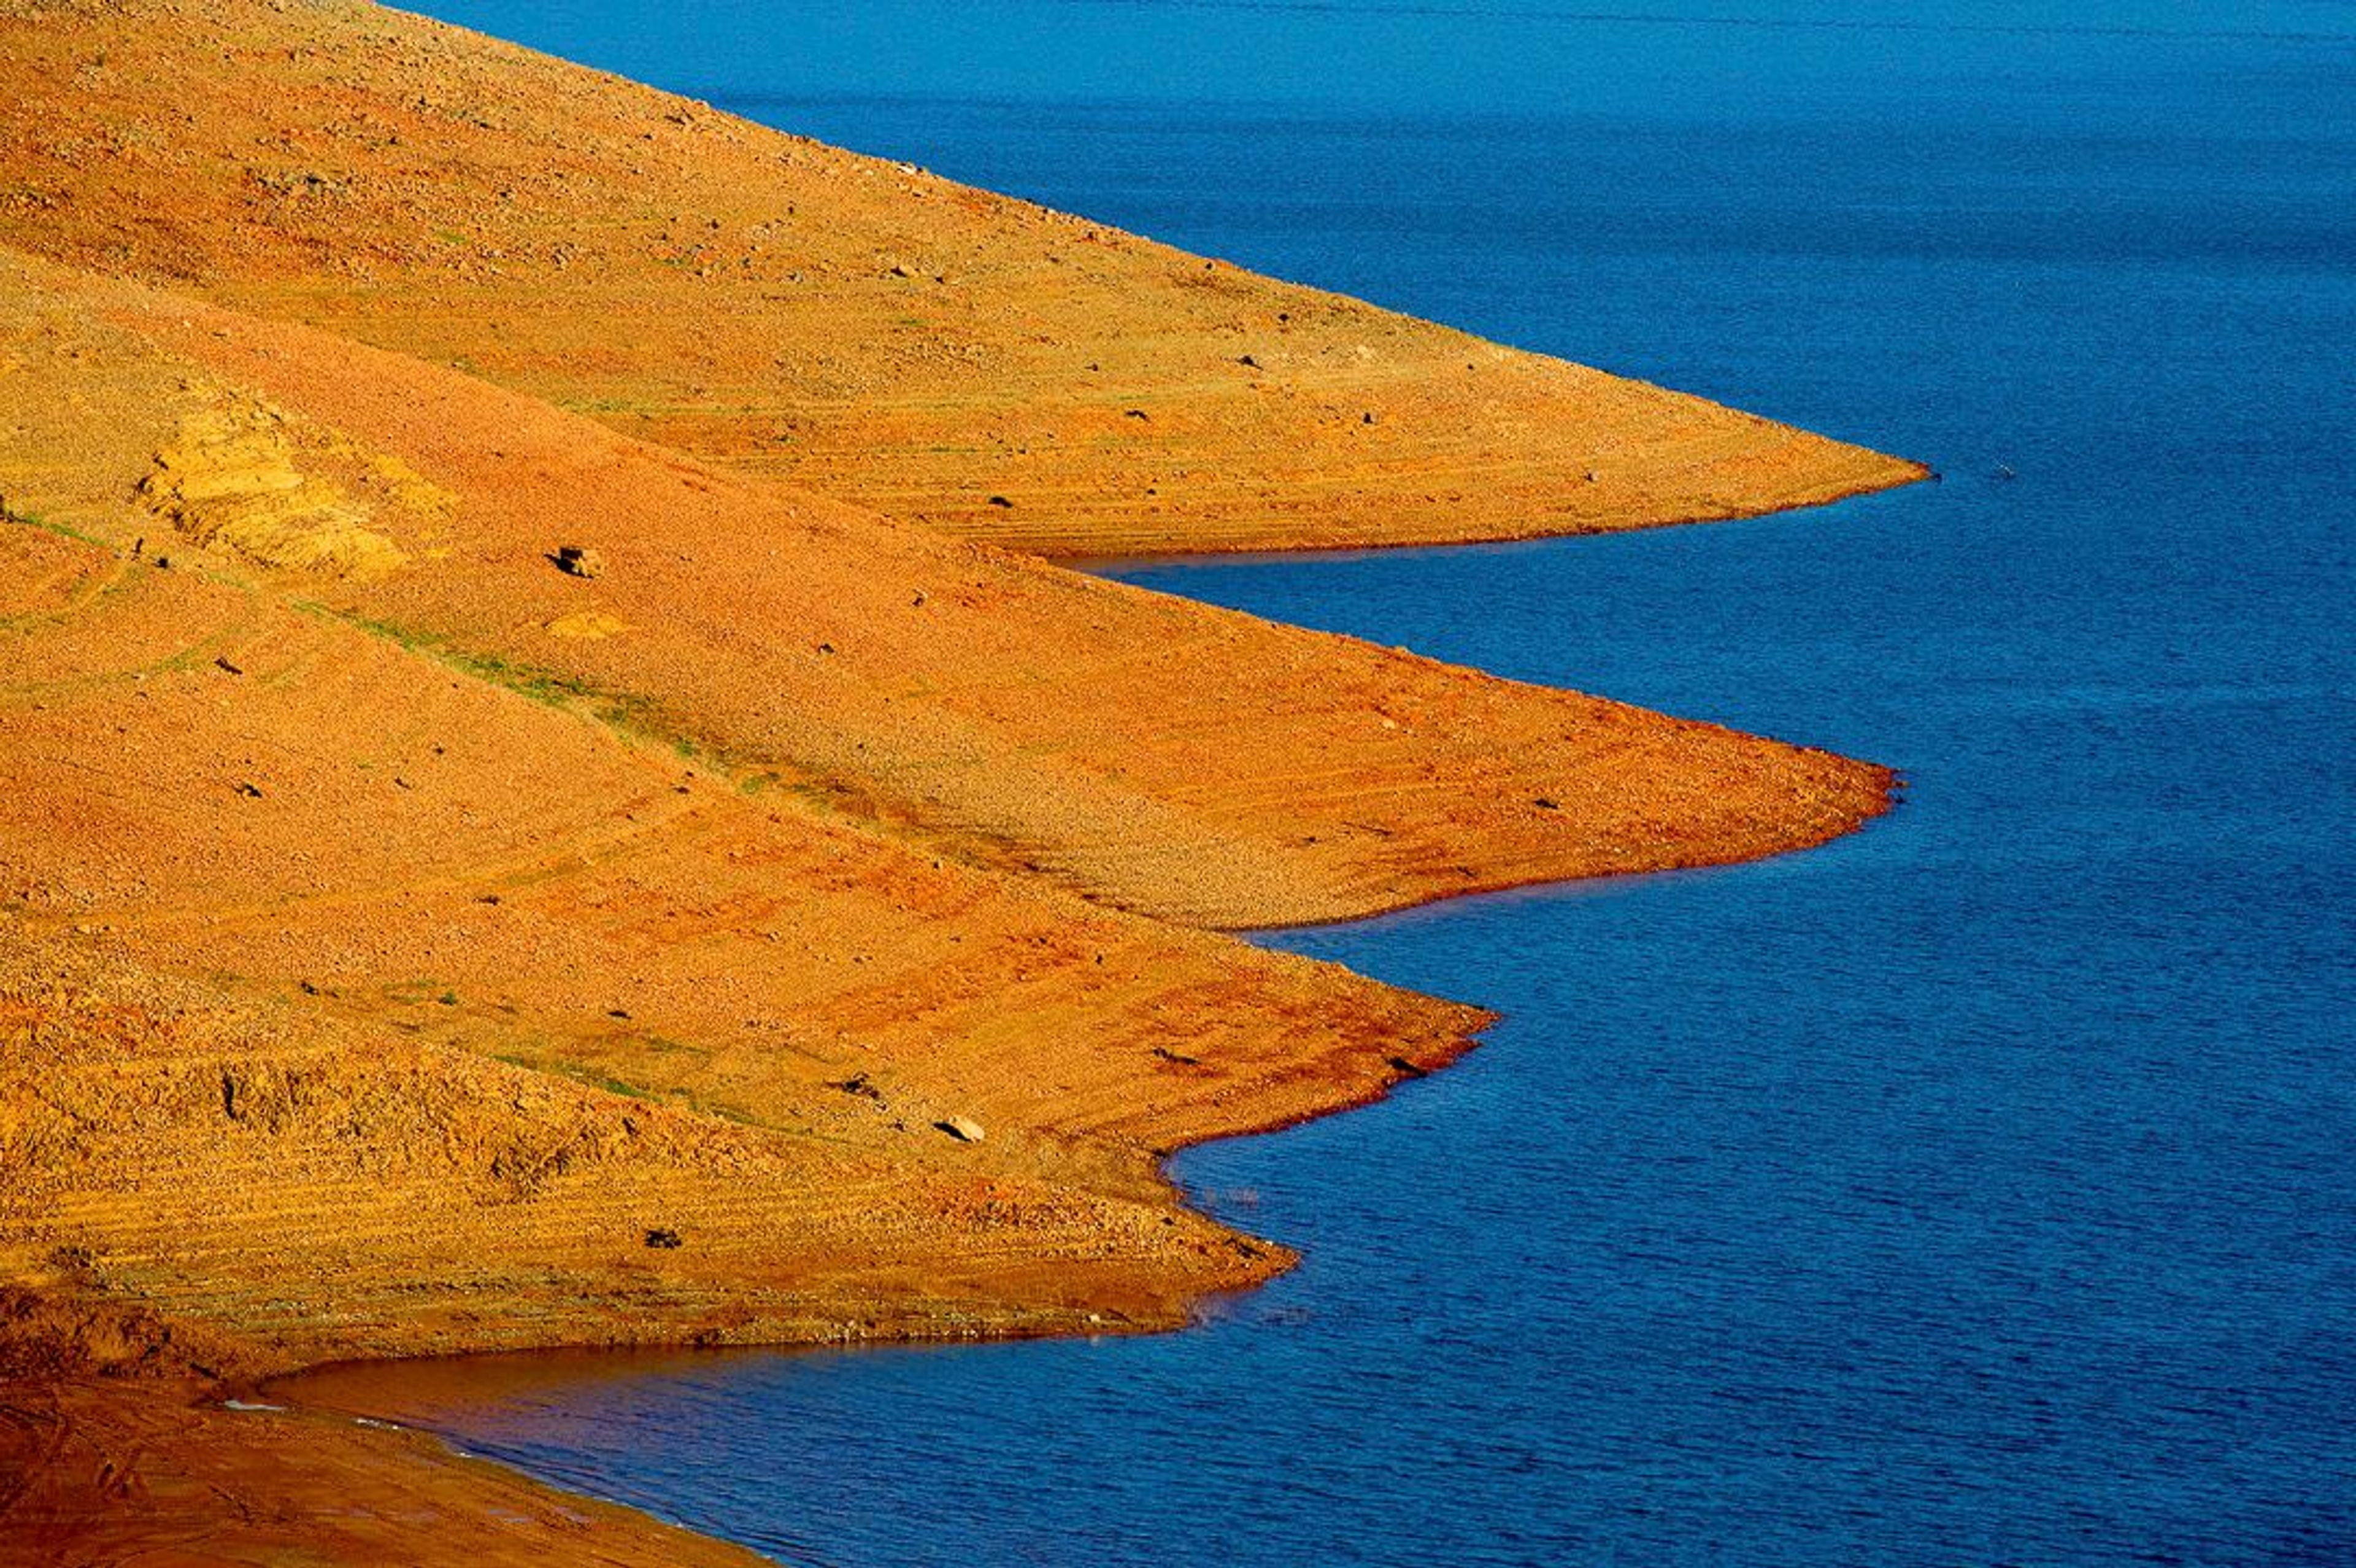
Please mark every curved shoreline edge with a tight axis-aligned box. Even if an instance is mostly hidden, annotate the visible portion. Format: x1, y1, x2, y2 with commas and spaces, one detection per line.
0, 390, 1911, 1563
1057, 462, 1932, 572
0, 2, 1920, 1561
248, 593, 1901, 1568
1043, 461, 1935, 566
261, 764, 1899, 1568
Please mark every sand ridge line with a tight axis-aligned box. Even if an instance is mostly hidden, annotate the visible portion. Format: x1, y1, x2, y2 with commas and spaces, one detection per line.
61, 256, 1892, 934
0, 0, 1927, 557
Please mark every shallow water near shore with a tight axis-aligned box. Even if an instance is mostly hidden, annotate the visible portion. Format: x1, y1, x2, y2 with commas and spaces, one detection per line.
391, 4, 2353, 1562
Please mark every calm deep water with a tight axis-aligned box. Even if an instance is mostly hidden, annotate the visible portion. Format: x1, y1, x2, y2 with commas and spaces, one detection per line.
390, 4, 2353, 1563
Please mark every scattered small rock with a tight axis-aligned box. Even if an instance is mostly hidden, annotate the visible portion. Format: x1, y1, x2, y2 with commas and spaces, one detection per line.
1362, 410, 1379, 425
936, 1116, 986, 1143
234, 780, 263, 799
644, 1228, 683, 1250
1533, 797, 1560, 811
555, 544, 604, 578
986, 495, 1013, 509
1238, 353, 1259, 369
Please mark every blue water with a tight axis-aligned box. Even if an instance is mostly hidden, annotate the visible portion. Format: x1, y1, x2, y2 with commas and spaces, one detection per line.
396, 4, 2355, 1563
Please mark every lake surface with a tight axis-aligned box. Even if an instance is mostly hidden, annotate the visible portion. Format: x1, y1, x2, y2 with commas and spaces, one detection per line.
395, 4, 2355, 1562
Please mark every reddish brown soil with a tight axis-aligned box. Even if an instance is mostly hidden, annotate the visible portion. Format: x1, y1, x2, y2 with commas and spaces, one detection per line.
2, 1309, 769, 1566
0, 0, 1925, 558
0, 2, 1915, 1560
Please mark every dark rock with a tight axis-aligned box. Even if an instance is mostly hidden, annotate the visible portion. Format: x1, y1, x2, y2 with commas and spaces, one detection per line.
644, 1228, 683, 1249
830, 1072, 884, 1101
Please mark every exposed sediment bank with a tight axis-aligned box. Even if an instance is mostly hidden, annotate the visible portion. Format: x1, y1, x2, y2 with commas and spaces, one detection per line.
1, 1, 1915, 1559
0, 0, 1925, 559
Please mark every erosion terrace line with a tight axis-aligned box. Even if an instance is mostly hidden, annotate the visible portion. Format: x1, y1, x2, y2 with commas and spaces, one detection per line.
0, 2, 1922, 1561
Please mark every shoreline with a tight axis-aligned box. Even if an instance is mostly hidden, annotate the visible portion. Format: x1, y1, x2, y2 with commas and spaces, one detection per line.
1056, 467, 1931, 574
0, 639, 1898, 1562
242, 702, 1902, 1567
1216, 766, 1898, 939
1049, 463, 1934, 571
1, 3, 1918, 1561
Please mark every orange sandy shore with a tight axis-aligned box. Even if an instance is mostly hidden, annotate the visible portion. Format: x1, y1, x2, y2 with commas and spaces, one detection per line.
0, 1, 1919, 1560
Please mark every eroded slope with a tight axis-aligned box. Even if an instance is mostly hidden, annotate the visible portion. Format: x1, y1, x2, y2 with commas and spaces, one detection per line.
0, 0, 1925, 555
7, 249, 1893, 934
0, 8, 1919, 1557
